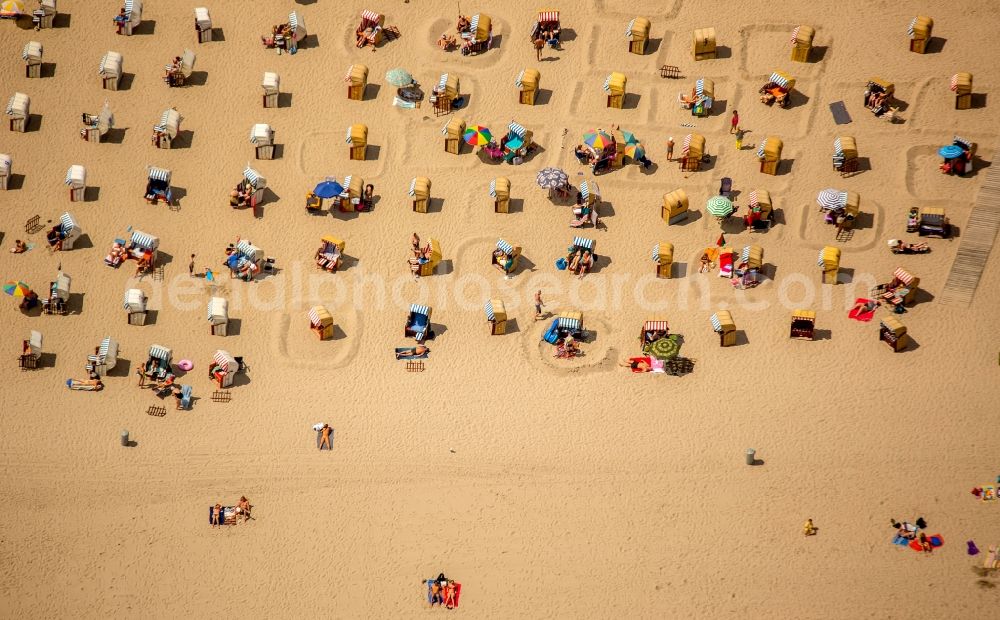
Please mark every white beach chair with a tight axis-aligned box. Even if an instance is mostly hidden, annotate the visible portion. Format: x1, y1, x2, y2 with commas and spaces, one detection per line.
123, 0, 142, 36
65, 165, 86, 202
33, 0, 57, 29
0, 153, 10, 190
81, 100, 114, 143
123, 288, 148, 325
99, 51, 123, 90
251, 123, 275, 160
195, 7, 212, 43
153, 108, 182, 149
6, 93, 30, 133
262, 72, 280, 108
22, 42, 42, 78
208, 297, 229, 336
166, 50, 196, 87
87, 337, 119, 376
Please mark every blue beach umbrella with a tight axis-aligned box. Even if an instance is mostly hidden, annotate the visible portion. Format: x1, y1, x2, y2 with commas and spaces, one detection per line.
938, 145, 964, 159
314, 179, 344, 199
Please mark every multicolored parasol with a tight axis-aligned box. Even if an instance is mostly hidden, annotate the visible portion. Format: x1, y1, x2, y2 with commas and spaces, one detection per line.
0, 0, 26, 18
623, 143, 646, 160
3, 281, 31, 297
582, 130, 613, 151
463, 125, 492, 146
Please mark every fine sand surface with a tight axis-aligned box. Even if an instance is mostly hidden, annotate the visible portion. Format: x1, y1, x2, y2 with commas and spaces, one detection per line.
2, 1, 1000, 617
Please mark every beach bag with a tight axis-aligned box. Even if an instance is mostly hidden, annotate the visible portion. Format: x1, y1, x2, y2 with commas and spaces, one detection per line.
555, 258, 567, 270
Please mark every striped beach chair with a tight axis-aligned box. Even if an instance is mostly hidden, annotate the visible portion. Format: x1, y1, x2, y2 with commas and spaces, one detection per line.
405, 304, 432, 342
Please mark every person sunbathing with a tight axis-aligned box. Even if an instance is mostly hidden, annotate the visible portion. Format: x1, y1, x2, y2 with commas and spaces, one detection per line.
889, 239, 929, 253
443, 582, 457, 609
567, 250, 582, 273
408, 257, 422, 278
46, 226, 64, 251
437, 33, 456, 49
620, 358, 651, 372
356, 26, 373, 47
850, 299, 878, 315
134, 255, 151, 277
577, 251, 593, 278
456, 15, 470, 33
9, 239, 26, 253
411, 233, 421, 256
237, 496, 251, 522
395, 345, 428, 359
211, 503, 222, 528
429, 581, 443, 606
318, 424, 333, 450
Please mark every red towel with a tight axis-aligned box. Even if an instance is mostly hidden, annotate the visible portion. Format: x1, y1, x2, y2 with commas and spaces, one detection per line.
848, 298, 876, 322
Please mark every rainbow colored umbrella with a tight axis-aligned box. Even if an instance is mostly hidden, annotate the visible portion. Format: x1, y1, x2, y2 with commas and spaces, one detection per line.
623, 143, 646, 160
583, 130, 613, 151
3, 281, 31, 297
0, 0, 26, 18
463, 125, 492, 146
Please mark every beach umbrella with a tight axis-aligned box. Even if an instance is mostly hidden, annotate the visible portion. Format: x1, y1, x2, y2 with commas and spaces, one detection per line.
621, 130, 639, 145
0, 0, 26, 17
3, 281, 31, 297
647, 335, 681, 361
938, 145, 964, 159
536, 167, 568, 189
313, 179, 344, 199
623, 143, 645, 160
582, 130, 613, 151
816, 188, 846, 210
463, 125, 492, 146
706, 196, 734, 218
385, 68, 413, 87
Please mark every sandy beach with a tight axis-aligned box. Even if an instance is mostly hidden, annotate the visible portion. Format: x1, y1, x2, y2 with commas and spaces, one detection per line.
2, 1, 1000, 617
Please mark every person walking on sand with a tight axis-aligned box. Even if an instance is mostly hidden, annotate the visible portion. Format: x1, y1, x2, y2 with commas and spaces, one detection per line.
803, 518, 817, 536
730, 110, 740, 134
534, 36, 544, 61
534, 290, 545, 320
189, 254, 196, 277
666, 137, 675, 161
735, 128, 745, 151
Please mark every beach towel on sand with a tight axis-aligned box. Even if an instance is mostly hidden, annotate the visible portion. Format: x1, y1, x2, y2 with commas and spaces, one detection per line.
848, 298, 877, 322
909, 534, 944, 551
425, 580, 461, 608
829, 101, 852, 125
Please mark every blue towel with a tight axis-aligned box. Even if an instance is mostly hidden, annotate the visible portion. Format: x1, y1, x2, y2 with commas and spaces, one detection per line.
892, 535, 909, 546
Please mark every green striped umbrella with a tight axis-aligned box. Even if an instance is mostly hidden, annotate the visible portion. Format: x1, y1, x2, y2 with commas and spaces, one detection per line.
646, 335, 681, 360
706, 196, 734, 218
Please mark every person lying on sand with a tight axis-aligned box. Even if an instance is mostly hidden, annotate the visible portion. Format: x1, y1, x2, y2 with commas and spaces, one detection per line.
395, 345, 428, 359
211, 503, 222, 528
850, 299, 878, 315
